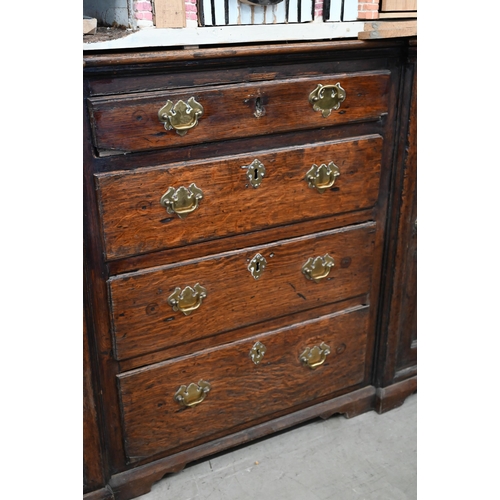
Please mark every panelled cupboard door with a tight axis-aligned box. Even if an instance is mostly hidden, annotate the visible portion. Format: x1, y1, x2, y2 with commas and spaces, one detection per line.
375, 41, 416, 395
394, 56, 417, 372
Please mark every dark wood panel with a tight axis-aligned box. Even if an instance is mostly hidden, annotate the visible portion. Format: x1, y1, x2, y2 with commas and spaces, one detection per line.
109, 223, 376, 360
85, 58, 393, 99
374, 42, 416, 387
118, 305, 370, 460
83, 311, 106, 493
375, 376, 416, 413
96, 136, 383, 260
83, 40, 403, 68
88, 72, 390, 154
395, 57, 417, 371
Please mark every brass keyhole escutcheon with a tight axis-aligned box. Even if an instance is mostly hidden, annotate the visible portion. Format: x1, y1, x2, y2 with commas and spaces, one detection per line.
248, 253, 267, 279
243, 159, 266, 188
250, 341, 267, 365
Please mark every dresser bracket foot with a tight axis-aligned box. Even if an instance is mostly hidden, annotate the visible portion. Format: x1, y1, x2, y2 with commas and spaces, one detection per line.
317, 385, 376, 420
375, 375, 417, 414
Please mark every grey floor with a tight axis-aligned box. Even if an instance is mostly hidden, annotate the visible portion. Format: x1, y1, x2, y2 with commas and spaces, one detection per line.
137, 393, 417, 500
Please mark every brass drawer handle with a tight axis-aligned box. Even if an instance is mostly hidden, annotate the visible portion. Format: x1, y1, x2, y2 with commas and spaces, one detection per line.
302, 254, 335, 283
167, 283, 207, 316
309, 83, 346, 117
174, 380, 211, 407
300, 342, 331, 370
158, 97, 204, 136
160, 183, 203, 219
305, 162, 340, 193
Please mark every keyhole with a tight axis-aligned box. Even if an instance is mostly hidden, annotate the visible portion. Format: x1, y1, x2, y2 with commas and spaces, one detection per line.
254, 97, 265, 118
254, 168, 259, 180
255, 261, 260, 272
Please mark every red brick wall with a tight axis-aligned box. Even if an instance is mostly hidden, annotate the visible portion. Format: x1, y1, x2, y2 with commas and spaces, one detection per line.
315, 0, 324, 19
134, 0, 153, 25
358, 0, 380, 19
185, 0, 198, 24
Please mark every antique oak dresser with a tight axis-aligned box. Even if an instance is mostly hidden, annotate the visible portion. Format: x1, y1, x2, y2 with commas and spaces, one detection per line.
83, 38, 417, 500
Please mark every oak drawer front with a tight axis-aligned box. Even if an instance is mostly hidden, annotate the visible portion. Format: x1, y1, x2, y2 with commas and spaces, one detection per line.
96, 136, 383, 260
88, 71, 389, 154
117, 305, 370, 461
109, 222, 376, 360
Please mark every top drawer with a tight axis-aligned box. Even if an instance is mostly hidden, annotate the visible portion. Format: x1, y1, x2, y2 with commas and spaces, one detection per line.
88, 71, 390, 154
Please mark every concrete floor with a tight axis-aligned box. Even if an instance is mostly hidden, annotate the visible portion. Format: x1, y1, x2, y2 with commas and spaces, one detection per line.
137, 393, 417, 500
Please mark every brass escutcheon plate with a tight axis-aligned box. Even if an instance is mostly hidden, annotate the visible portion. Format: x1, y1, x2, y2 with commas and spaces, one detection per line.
160, 183, 203, 219
243, 159, 266, 188
174, 380, 211, 407
305, 162, 340, 193
302, 254, 335, 283
309, 83, 346, 118
300, 342, 331, 369
249, 341, 267, 365
158, 97, 204, 136
167, 283, 207, 316
248, 253, 267, 279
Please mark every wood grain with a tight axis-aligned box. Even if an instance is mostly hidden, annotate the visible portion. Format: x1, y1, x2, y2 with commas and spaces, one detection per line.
82, 40, 403, 68
358, 26, 416, 40
82, 40, 413, 499
83, 311, 106, 492
154, 0, 186, 28
375, 376, 416, 413
88, 72, 390, 154
96, 135, 383, 260
380, 0, 417, 12
118, 305, 370, 460
109, 222, 376, 360
108, 386, 376, 499
374, 42, 416, 388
